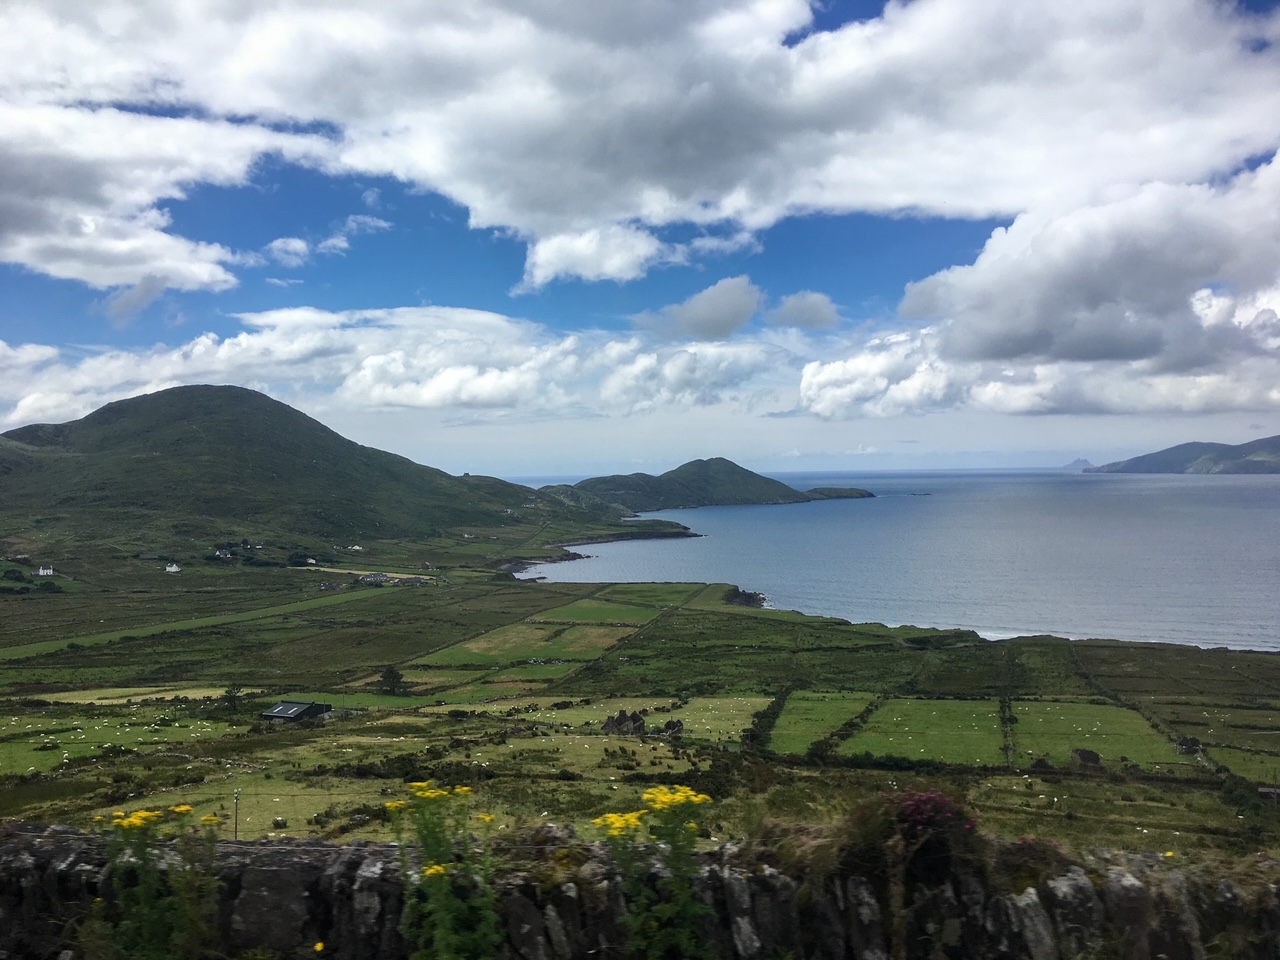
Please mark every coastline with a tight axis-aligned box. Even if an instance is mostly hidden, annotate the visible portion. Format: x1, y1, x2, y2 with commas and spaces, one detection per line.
499, 525, 701, 576
514, 475, 1280, 653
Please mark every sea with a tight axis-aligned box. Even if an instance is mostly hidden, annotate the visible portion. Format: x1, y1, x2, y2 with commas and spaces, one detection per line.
517, 471, 1280, 652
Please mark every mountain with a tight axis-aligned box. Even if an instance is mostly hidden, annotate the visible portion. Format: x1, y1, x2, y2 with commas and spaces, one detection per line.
562, 457, 873, 513
1085, 435, 1280, 474
0, 384, 586, 542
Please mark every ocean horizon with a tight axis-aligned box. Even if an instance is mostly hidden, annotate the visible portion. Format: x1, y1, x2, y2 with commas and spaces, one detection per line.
519, 470, 1280, 652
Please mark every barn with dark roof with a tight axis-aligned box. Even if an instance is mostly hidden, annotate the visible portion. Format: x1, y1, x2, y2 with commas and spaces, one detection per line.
260, 700, 332, 723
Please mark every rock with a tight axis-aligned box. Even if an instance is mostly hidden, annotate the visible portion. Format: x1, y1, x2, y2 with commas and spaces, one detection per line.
1043, 866, 1104, 958
1012, 887, 1060, 960
1103, 869, 1152, 960
1149, 871, 1205, 960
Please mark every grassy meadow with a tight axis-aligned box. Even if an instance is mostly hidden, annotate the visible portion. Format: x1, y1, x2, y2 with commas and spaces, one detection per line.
2, 539, 1280, 868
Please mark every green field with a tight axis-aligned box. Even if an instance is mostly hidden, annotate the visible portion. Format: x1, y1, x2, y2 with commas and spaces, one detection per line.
1, 556, 1278, 863
1011, 700, 1183, 771
527, 598, 661, 625
841, 698, 1006, 766
0, 705, 240, 777
1207, 747, 1280, 784
769, 691, 875, 755
414, 623, 634, 666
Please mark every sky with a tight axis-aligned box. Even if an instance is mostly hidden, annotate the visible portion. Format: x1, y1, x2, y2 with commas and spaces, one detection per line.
2, 0, 1280, 478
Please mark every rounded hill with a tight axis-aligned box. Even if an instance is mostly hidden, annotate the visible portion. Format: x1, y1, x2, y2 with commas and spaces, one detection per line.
0, 385, 563, 541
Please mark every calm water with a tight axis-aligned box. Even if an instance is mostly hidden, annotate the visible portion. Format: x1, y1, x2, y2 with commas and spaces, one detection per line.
524, 472, 1280, 651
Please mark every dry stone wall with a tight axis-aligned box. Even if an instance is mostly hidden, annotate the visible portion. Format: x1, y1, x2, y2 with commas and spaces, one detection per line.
1, 823, 1278, 959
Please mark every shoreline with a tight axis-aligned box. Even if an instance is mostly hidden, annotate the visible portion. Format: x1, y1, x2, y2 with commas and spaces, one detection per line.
499, 525, 701, 575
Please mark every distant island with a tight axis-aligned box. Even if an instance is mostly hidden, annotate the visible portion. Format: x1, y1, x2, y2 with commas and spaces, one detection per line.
1086, 434, 1280, 474
542, 457, 874, 515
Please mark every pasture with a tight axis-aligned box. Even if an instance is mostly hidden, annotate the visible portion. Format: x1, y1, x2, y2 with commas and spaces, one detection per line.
841, 698, 1006, 766
1010, 700, 1185, 771
2, 552, 1279, 863
769, 691, 875, 755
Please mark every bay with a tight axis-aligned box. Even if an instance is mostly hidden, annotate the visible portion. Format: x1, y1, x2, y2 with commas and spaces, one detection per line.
523, 471, 1280, 651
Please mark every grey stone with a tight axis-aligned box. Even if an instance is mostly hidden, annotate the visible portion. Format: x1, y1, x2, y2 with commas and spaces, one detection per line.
1012, 887, 1060, 960
1150, 871, 1205, 960
1044, 866, 1104, 958
1103, 869, 1152, 960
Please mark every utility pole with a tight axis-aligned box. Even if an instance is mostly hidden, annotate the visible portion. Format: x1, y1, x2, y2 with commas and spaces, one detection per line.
234, 788, 241, 840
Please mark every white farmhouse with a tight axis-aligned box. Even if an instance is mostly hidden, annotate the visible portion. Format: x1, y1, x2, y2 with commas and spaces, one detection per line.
165, 562, 181, 574
36, 565, 54, 576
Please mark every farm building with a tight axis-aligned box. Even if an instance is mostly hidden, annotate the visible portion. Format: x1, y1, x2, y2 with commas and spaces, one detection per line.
165, 562, 181, 573
36, 565, 54, 576
260, 700, 333, 723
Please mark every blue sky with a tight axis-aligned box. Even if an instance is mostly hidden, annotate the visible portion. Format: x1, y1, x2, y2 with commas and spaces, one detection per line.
3, 0, 1280, 476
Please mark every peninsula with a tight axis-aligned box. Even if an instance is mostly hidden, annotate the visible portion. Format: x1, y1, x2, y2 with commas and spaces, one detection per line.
1086, 433, 1280, 474
543, 456, 874, 514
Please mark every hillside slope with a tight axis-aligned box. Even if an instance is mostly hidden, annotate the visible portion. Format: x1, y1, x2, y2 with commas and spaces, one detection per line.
567, 457, 873, 512
1086, 435, 1280, 474
0, 385, 579, 541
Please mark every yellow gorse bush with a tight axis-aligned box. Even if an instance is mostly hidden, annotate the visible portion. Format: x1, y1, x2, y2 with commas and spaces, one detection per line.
388, 778, 501, 959
591, 810, 647, 836
594, 786, 715, 960
641, 785, 712, 811
116, 809, 166, 830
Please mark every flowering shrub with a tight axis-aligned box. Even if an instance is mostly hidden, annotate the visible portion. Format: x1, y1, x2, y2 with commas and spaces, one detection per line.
593, 784, 714, 960
77, 805, 220, 960
840, 788, 981, 881
389, 781, 500, 960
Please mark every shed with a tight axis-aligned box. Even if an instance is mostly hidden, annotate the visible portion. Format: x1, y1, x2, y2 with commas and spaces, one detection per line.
260, 700, 333, 724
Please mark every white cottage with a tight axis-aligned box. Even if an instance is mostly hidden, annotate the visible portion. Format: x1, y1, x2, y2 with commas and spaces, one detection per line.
165, 562, 181, 574
36, 565, 54, 576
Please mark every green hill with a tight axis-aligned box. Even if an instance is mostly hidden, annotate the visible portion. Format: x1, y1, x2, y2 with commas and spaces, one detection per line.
566, 457, 873, 512
0, 384, 588, 543
1086, 435, 1280, 474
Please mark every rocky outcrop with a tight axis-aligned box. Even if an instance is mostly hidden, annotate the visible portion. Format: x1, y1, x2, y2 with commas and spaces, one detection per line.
1, 823, 1279, 960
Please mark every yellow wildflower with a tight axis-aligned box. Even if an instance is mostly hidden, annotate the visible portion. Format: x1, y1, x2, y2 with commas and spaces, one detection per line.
408, 780, 433, 789
201, 815, 221, 826
112, 811, 125, 819
384, 800, 408, 812
452, 785, 473, 796
413, 787, 451, 800
93, 815, 105, 824
314, 942, 325, 953
642, 785, 712, 811
476, 813, 495, 824
423, 863, 447, 877
170, 804, 194, 815
592, 811, 647, 837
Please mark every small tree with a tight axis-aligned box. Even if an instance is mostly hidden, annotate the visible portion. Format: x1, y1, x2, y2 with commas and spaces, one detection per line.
221, 685, 243, 715
381, 664, 406, 696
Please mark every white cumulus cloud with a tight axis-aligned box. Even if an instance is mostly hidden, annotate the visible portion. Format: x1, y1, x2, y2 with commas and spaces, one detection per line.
5, 0, 1279, 291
